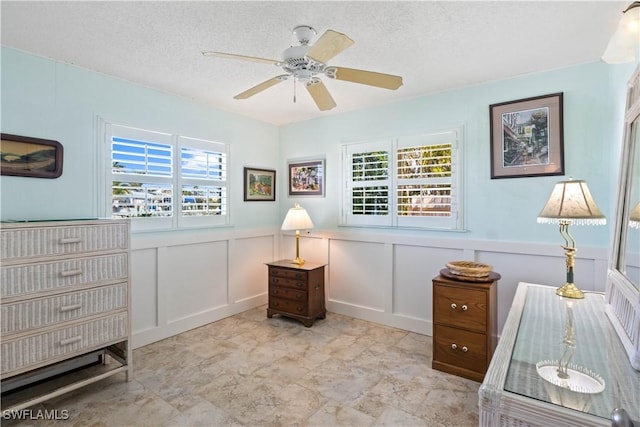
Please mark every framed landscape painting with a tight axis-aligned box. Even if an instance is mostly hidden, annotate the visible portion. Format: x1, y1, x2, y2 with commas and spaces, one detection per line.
288, 159, 324, 197
1, 133, 63, 178
243, 167, 275, 201
489, 93, 564, 179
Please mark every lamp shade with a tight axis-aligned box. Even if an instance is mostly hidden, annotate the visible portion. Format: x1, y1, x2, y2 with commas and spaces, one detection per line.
630, 202, 640, 229
537, 180, 606, 226
602, 3, 640, 64
281, 204, 314, 231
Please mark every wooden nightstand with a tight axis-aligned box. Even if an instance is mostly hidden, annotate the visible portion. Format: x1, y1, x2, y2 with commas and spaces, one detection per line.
266, 260, 326, 327
432, 269, 499, 382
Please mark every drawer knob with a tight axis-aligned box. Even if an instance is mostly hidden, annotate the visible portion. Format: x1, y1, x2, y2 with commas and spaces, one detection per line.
274, 289, 279, 295
462, 304, 468, 311
297, 282, 303, 288
296, 294, 302, 300
462, 346, 468, 353
451, 343, 458, 350
451, 303, 457, 309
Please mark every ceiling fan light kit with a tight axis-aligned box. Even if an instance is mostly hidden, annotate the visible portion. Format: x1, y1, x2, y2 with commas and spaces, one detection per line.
203, 25, 403, 111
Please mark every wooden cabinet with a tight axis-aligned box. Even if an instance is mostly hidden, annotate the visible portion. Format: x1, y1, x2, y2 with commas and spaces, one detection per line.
266, 260, 326, 327
432, 270, 499, 382
1, 219, 131, 410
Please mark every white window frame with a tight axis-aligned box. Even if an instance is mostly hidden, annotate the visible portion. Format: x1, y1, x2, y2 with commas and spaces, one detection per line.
99, 120, 230, 232
340, 127, 463, 231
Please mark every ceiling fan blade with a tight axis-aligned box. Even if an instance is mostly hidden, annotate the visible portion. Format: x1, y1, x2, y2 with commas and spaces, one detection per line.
305, 30, 354, 64
325, 66, 403, 90
234, 75, 289, 100
202, 51, 280, 66
306, 79, 337, 111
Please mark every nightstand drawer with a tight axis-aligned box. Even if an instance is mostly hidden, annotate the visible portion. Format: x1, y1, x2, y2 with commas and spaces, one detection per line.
434, 284, 486, 331
269, 296, 308, 316
434, 324, 487, 374
269, 267, 308, 281
269, 275, 307, 290
270, 285, 306, 302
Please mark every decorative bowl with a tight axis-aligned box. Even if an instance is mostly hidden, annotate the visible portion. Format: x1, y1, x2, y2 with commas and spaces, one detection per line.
446, 261, 493, 278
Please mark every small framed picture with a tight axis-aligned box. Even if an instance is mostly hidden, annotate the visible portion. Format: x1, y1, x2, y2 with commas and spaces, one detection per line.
243, 167, 275, 201
489, 92, 564, 179
288, 159, 325, 197
1, 133, 64, 178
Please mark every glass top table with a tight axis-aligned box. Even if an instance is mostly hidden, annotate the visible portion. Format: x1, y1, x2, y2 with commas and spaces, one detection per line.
503, 285, 640, 421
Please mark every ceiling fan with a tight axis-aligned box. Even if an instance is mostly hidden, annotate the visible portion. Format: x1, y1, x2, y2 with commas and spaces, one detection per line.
202, 25, 403, 111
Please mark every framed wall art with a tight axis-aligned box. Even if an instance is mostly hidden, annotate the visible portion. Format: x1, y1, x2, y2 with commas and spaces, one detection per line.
489, 92, 564, 179
243, 167, 275, 201
1, 133, 63, 178
288, 159, 324, 197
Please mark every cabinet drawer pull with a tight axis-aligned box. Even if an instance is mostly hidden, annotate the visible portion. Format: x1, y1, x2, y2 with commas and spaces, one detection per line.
60, 269, 83, 277
59, 237, 81, 244
462, 304, 468, 311
462, 346, 468, 353
59, 303, 82, 312
296, 294, 302, 300
451, 303, 457, 309
59, 336, 82, 346
296, 282, 304, 288
451, 343, 458, 350
273, 289, 279, 295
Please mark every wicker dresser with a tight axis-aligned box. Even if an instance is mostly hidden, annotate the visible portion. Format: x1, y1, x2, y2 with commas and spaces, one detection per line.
1, 219, 131, 410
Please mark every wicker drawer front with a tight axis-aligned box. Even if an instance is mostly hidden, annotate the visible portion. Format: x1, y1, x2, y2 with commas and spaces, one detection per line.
1, 283, 128, 335
434, 325, 487, 374
434, 285, 487, 332
1, 222, 128, 261
270, 285, 306, 302
269, 267, 308, 281
1, 311, 128, 376
1, 253, 128, 298
269, 296, 308, 316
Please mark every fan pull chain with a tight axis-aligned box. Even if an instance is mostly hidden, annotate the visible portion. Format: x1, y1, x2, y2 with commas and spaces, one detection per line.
293, 78, 297, 103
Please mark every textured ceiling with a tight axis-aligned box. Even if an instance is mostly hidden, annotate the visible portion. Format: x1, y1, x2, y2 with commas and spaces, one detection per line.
0, 1, 627, 126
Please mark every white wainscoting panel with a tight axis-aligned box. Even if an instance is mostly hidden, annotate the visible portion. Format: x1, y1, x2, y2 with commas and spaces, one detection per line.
165, 241, 229, 324
130, 248, 158, 336
230, 235, 274, 303
328, 240, 387, 313
130, 229, 277, 348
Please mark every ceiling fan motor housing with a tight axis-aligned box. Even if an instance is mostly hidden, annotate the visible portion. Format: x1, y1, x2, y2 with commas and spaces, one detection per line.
282, 45, 325, 83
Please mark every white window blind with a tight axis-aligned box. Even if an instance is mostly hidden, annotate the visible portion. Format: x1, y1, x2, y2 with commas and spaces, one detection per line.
102, 122, 229, 231
342, 128, 462, 230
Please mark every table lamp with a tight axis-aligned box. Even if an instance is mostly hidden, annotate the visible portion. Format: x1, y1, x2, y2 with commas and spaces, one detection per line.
537, 179, 606, 299
281, 203, 314, 265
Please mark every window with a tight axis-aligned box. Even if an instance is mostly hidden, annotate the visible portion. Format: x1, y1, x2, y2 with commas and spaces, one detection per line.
341, 128, 462, 230
101, 123, 229, 231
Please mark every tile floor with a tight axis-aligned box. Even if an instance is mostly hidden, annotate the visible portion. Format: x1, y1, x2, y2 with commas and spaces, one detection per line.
3, 307, 480, 426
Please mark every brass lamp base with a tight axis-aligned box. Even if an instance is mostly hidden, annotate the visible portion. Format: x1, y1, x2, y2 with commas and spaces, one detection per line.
291, 257, 305, 266
556, 282, 585, 299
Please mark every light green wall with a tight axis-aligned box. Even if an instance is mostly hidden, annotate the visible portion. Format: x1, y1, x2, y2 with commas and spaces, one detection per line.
279, 61, 636, 247
1, 46, 635, 249
1, 47, 280, 228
